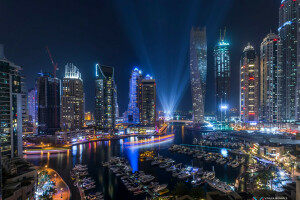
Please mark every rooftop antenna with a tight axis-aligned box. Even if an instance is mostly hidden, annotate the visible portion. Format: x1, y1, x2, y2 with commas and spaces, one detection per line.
219, 28, 222, 42
223, 27, 227, 41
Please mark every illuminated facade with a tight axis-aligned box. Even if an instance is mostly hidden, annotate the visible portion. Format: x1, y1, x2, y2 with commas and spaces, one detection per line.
27, 88, 37, 124
139, 75, 156, 126
279, 0, 299, 121
95, 64, 116, 130
214, 30, 230, 122
260, 32, 282, 123
240, 43, 259, 124
190, 27, 207, 124
37, 72, 61, 135
0, 45, 23, 158
124, 68, 142, 123
61, 63, 84, 130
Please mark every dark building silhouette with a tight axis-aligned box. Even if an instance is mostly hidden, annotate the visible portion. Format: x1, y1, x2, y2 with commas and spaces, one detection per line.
36, 72, 61, 135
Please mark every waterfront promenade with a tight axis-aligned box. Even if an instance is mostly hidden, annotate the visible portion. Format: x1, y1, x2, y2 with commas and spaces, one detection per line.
45, 167, 71, 200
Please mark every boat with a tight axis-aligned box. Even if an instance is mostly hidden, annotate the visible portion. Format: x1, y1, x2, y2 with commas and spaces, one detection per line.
159, 163, 170, 169
178, 172, 191, 180
153, 184, 168, 193
231, 161, 239, 168
207, 179, 232, 193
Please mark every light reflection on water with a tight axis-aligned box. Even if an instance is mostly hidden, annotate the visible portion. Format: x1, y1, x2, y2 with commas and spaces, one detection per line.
24, 127, 243, 200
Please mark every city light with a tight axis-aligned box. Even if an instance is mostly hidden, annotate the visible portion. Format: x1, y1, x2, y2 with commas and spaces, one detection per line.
220, 104, 228, 110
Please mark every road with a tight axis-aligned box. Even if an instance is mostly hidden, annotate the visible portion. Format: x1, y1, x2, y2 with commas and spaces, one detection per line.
44, 167, 71, 200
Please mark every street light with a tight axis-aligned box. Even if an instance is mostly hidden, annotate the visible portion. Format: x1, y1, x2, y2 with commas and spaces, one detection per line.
220, 104, 228, 129
60, 188, 63, 198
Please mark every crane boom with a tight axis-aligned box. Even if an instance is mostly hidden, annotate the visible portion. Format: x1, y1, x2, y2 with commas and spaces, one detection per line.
46, 46, 58, 78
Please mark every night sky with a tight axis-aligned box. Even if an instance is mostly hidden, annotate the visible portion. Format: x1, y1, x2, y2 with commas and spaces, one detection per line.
0, 0, 279, 115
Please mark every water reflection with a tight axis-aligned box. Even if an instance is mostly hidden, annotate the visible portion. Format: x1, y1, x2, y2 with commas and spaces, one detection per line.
24, 126, 243, 200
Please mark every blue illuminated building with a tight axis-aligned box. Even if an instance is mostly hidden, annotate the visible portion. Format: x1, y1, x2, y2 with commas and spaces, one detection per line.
123, 68, 142, 123
189, 27, 207, 124
214, 29, 231, 122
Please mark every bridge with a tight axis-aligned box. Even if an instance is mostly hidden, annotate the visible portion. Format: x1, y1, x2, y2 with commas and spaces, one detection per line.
166, 120, 193, 123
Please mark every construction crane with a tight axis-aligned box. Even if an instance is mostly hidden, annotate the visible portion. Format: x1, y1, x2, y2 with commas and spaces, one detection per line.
46, 46, 58, 78
45, 46, 59, 129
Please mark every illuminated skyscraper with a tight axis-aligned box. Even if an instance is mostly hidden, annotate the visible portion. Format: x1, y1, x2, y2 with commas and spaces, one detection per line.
124, 68, 142, 123
260, 32, 282, 123
214, 29, 230, 122
95, 64, 116, 130
279, 0, 299, 121
189, 27, 207, 124
139, 75, 156, 126
28, 88, 37, 124
0, 44, 23, 158
36, 72, 61, 135
240, 43, 259, 125
61, 63, 84, 130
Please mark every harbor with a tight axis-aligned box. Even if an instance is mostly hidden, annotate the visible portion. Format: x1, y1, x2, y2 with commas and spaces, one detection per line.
24, 126, 292, 199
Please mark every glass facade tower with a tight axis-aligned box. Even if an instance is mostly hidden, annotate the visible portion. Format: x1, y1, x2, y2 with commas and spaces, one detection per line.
124, 68, 142, 123
139, 75, 156, 126
189, 27, 207, 124
36, 73, 61, 135
0, 46, 23, 158
95, 64, 116, 130
279, 0, 299, 121
214, 33, 231, 122
260, 32, 282, 123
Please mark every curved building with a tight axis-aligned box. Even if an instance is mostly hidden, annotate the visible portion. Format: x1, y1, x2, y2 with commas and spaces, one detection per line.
189, 27, 207, 124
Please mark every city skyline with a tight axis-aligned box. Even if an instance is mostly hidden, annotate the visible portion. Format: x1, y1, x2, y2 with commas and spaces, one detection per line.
0, 0, 279, 114
1, 1, 300, 200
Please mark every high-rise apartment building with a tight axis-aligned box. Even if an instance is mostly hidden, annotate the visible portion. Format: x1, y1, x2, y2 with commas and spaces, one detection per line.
214, 30, 231, 122
240, 43, 259, 125
139, 75, 156, 126
61, 63, 84, 130
279, 0, 299, 121
95, 64, 116, 130
190, 27, 207, 124
124, 68, 143, 123
0, 44, 23, 158
36, 72, 61, 135
27, 88, 37, 124
260, 32, 282, 123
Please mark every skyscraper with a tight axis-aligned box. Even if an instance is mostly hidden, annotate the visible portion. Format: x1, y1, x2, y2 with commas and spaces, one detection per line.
279, 0, 299, 121
214, 29, 231, 122
240, 43, 259, 125
61, 63, 84, 130
36, 72, 61, 135
139, 75, 156, 126
28, 88, 37, 124
0, 44, 23, 158
21, 76, 29, 132
190, 27, 207, 124
124, 68, 143, 123
95, 64, 116, 130
260, 32, 282, 123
